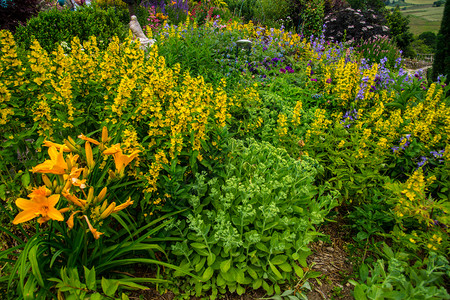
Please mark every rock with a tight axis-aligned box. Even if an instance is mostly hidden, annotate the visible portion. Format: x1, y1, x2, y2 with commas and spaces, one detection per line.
129, 15, 156, 50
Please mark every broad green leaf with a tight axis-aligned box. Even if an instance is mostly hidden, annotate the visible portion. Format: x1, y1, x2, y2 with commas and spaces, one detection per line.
359, 263, 369, 283
353, 285, 368, 300
293, 264, 304, 278
207, 252, 216, 266
235, 269, 245, 284
253, 278, 263, 289
271, 255, 288, 265
90, 293, 103, 300
84, 266, 96, 290
101, 278, 119, 297
236, 284, 245, 295
292, 252, 299, 260
21, 172, 30, 188
202, 267, 214, 281
269, 262, 283, 280
278, 262, 292, 273
220, 259, 231, 273
195, 257, 206, 272
247, 267, 258, 279
256, 242, 269, 253
191, 242, 208, 249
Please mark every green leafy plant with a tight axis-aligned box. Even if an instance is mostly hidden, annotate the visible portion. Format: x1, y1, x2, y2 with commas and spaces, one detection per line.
350, 244, 450, 300
166, 138, 337, 298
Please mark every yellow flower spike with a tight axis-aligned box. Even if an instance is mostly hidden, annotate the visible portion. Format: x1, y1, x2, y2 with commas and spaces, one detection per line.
85, 141, 95, 169
112, 197, 134, 213
42, 174, 52, 189
43, 140, 71, 152
100, 202, 116, 219
32, 146, 68, 175
101, 126, 108, 144
13, 193, 64, 224
78, 134, 100, 146
83, 215, 103, 239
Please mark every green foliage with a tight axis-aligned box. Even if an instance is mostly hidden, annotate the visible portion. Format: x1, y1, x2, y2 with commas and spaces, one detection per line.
386, 6, 415, 57
418, 31, 437, 49
350, 244, 450, 300
432, 0, 450, 80
166, 138, 337, 297
14, 6, 127, 53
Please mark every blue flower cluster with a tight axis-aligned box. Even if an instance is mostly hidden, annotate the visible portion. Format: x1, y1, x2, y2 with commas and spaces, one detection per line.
340, 109, 358, 128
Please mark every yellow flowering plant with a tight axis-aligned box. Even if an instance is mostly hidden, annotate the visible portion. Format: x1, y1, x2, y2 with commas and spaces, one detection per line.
1, 126, 197, 298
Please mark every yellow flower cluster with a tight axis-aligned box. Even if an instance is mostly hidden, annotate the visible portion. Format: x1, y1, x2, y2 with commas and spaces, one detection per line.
331, 58, 359, 106
305, 108, 331, 143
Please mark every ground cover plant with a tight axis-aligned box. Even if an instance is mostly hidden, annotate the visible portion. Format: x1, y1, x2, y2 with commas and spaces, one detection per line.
0, 1, 449, 299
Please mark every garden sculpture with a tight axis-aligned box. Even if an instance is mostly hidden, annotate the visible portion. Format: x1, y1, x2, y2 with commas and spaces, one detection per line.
129, 15, 156, 50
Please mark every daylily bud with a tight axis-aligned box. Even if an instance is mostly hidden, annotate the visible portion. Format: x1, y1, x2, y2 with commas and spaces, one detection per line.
87, 187, 94, 204
102, 126, 108, 144
55, 185, 62, 194
52, 179, 58, 189
100, 202, 116, 219
85, 142, 94, 169
42, 174, 52, 189
97, 187, 107, 203
64, 138, 79, 153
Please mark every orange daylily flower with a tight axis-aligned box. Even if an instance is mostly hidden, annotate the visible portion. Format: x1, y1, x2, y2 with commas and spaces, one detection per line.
43, 140, 71, 152
78, 134, 100, 145
32, 146, 68, 175
103, 144, 140, 175
13, 193, 64, 224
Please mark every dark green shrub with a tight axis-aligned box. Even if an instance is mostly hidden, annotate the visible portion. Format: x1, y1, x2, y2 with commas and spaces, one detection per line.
14, 6, 127, 53
418, 31, 437, 50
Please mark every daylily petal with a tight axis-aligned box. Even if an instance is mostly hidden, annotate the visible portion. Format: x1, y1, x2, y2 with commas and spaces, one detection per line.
47, 194, 61, 207
46, 207, 64, 221
13, 210, 38, 224
15, 198, 37, 210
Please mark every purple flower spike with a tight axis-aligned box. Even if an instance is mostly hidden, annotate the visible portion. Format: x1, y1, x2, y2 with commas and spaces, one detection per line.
279, 68, 286, 73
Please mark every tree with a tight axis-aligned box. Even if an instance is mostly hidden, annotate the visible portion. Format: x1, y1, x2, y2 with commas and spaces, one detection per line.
385, 6, 414, 56
432, 0, 450, 80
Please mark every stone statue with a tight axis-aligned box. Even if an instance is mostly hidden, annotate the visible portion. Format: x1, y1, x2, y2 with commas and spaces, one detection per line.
129, 15, 156, 50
